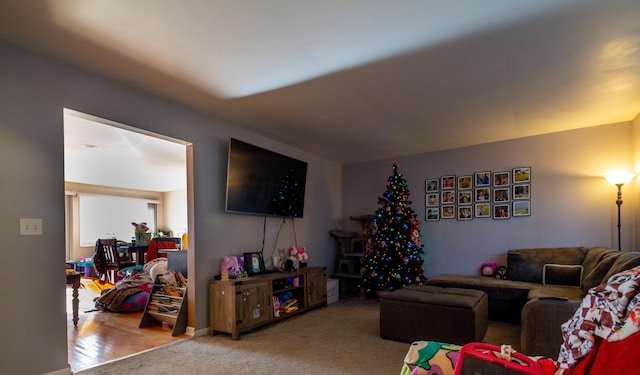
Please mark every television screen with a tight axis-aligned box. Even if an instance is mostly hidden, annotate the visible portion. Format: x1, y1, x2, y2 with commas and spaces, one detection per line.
226, 138, 308, 217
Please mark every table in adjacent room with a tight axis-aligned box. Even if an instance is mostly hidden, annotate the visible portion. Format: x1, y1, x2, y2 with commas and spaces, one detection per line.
66, 272, 81, 326
128, 245, 149, 265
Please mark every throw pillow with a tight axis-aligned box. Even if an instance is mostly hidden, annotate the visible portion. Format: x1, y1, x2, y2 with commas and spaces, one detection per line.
543, 264, 583, 287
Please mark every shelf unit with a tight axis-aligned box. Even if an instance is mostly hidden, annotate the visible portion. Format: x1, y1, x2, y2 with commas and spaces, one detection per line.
139, 276, 187, 336
209, 267, 326, 340
329, 215, 373, 294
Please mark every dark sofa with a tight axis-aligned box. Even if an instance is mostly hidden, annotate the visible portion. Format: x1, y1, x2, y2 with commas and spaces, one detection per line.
425, 246, 640, 358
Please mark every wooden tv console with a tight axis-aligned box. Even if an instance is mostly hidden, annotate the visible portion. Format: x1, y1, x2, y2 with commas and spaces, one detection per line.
209, 267, 327, 339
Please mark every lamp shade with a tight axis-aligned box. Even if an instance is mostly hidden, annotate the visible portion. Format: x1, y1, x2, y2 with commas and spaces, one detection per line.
605, 172, 635, 185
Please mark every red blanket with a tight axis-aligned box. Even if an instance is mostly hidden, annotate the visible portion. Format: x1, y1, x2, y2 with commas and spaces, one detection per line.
561, 331, 640, 375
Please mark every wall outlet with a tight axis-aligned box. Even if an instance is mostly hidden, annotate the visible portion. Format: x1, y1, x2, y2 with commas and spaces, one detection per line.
20, 218, 43, 235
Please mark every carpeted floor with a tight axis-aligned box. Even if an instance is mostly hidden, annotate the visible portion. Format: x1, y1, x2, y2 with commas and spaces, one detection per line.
76, 296, 520, 375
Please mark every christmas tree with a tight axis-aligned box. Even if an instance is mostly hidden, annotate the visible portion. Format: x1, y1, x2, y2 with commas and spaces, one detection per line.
360, 164, 426, 295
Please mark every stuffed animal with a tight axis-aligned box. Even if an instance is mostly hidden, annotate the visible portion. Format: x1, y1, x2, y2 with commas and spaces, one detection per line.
496, 266, 508, 279
131, 222, 150, 233
480, 262, 498, 276
497, 344, 516, 361
288, 246, 309, 262
220, 255, 245, 278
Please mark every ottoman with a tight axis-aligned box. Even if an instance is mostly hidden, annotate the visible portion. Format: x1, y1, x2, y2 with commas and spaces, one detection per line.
379, 285, 488, 345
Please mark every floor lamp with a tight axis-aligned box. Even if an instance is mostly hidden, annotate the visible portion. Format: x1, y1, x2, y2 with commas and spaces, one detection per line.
605, 172, 636, 251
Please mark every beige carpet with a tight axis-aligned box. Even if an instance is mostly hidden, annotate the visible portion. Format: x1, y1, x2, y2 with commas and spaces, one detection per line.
75, 297, 520, 375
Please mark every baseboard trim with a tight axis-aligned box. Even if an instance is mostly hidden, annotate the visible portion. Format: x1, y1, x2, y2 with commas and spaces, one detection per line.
193, 326, 209, 336
44, 366, 71, 375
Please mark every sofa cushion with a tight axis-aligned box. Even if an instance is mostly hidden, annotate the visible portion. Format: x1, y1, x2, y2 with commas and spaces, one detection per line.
507, 247, 589, 283
543, 264, 583, 287
527, 284, 584, 300
601, 252, 640, 283
581, 252, 619, 293
581, 247, 617, 274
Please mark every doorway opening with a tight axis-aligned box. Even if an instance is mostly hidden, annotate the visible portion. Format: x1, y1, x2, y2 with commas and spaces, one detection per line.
63, 108, 194, 371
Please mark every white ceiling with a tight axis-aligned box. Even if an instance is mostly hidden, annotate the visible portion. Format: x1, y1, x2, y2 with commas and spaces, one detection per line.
1, 0, 640, 164
64, 110, 187, 192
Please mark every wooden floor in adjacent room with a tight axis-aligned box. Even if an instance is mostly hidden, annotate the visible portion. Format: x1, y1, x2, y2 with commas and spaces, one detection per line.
67, 278, 189, 373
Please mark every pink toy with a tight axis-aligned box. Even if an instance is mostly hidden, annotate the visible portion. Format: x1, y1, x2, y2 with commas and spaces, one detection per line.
289, 246, 309, 262
480, 262, 498, 276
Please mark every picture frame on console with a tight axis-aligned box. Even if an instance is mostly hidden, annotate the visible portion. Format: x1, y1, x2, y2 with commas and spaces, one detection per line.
244, 252, 266, 276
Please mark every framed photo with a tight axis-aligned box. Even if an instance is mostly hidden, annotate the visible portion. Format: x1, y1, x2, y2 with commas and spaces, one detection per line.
244, 252, 266, 276
475, 203, 491, 218
513, 201, 531, 217
426, 193, 439, 207
493, 171, 510, 187
475, 187, 490, 202
474, 172, 491, 186
513, 167, 531, 183
493, 204, 510, 219
441, 175, 455, 190
457, 175, 473, 190
457, 206, 472, 220
458, 191, 472, 205
441, 190, 455, 204
441, 205, 455, 219
426, 178, 439, 192
493, 188, 510, 203
426, 207, 440, 221
513, 184, 530, 200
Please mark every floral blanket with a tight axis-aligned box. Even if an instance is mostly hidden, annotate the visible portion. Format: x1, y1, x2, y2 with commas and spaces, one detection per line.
558, 265, 640, 369
401, 341, 461, 375
95, 258, 167, 312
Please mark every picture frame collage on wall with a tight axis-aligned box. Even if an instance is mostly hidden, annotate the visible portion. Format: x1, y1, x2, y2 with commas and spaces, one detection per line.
425, 167, 531, 221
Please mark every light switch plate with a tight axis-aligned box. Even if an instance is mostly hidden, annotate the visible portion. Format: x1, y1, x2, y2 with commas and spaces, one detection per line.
20, 218, 43, 235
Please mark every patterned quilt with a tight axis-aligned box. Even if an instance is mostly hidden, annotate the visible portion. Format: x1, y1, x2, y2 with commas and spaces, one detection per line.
558, 265, 640, 369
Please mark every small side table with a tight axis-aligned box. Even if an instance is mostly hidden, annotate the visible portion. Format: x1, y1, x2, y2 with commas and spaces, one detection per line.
66, 272, 81, 326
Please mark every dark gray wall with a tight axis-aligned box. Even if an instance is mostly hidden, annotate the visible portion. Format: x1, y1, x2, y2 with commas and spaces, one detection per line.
0, 41, 341, 374
343, 123, 637, 277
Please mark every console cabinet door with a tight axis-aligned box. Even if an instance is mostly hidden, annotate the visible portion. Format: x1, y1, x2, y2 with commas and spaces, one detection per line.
236, 282, 271, 330
306, 268, 327, 308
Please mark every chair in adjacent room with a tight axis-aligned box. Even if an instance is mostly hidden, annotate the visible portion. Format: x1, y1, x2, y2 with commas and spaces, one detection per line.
146, 237, 181, 263
93, 238, 136, 283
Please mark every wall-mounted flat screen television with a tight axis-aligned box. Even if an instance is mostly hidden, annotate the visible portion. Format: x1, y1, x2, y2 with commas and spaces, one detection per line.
225, 138, 308, 218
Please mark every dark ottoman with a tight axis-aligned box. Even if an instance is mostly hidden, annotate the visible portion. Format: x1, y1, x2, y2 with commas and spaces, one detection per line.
379, 285, 488, 345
